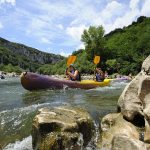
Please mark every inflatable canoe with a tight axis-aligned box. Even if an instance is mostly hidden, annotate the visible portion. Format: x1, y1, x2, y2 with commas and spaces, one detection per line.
20, 72, 111, 91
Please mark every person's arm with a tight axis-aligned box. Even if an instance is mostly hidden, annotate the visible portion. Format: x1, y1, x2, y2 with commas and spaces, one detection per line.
67, 70, 78, 80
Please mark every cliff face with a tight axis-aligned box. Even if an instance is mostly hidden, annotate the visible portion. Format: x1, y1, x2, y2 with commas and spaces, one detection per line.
0, 37, 65, 72
0, 37, 64, 65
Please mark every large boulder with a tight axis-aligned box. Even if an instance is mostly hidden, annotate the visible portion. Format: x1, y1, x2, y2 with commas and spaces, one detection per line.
117, 55, 150, 124
98, 55, 150, 150
32, 106, 94, 150
97, 113, 139, 149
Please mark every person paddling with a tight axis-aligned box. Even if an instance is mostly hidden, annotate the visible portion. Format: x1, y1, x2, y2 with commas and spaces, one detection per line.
95, 67, 105, 82
66, 64, 81, 81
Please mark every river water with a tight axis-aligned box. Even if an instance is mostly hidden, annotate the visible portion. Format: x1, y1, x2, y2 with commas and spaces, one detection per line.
0, 77, 129, 150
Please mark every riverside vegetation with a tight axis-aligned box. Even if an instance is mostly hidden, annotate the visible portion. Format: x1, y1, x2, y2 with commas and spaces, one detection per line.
0, 16, 150, 75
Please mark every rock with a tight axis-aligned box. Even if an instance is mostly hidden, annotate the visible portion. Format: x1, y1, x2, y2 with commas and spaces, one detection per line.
117, 55, 150, 124
97, 55, 150, 150
112, 134, 147, 150
37, 132, 82, 150
144, 126, 150, 143
97, 113, 139, 149
32, 106, 94, 150
142, 55, 150, 75
145, 120, 150, 145
0, 144, 2, 150
117, 73, 143, 121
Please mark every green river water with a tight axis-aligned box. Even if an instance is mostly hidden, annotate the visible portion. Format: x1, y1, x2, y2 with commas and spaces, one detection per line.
0, 77, 129, 150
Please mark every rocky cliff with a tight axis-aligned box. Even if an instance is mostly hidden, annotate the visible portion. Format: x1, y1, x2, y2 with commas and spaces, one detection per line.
0, 37, 64, 71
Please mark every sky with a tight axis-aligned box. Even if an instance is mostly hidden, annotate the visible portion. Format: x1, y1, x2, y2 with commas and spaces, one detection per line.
0, 0, 150, 56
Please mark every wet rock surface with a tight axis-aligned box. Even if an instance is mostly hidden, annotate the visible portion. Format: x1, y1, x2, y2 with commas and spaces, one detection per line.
32, 106, 94, 150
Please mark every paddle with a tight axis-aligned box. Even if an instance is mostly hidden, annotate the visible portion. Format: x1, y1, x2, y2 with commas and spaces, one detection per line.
93, 55, 100, 65
93, 55, 100, 80
67, 55, 76, 66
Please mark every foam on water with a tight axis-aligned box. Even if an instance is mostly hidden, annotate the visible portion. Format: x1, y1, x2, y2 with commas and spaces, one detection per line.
0, 105, 39, 136
89, 80, 129, 92
0, 101, 70, 130
3, 136, 32, 150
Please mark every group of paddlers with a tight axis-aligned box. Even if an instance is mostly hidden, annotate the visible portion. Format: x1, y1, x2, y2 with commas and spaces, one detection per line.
66, 64, 107, 82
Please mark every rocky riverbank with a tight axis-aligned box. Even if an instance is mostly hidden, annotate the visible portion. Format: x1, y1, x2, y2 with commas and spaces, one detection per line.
0, 71, 19, 78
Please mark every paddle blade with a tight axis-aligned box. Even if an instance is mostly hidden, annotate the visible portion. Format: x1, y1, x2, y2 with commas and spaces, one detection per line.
94, 56, 100, 64
67, 55, 76, 66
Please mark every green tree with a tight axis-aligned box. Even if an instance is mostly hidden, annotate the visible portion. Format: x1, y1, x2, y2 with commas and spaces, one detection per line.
81, 26, 105, 62
106, 59, 118, 73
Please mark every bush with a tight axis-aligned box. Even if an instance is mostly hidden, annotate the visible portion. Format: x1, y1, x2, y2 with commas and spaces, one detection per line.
0, 64, 22, 73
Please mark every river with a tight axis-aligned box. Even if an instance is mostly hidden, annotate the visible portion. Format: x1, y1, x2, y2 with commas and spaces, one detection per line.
0, 77, 129, 150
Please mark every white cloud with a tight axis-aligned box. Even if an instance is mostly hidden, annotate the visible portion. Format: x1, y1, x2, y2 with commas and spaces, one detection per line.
60, 50, 70, 57
103, 0, 142, 33
141, 0, 150, 16
56, 24, 64, 30
101, 1, 124, 21
76, 43, 85, 50
0, 22, 3, 29
104, 8, 140, 33
129, 0, 140, 10
0, 0, 16, 5
40, 37, 51, 44
66, 25, 87, 41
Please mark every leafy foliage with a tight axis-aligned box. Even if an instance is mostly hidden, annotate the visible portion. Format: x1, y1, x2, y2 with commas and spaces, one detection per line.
0, 64, 22, 73
74, 51, 95, 74
38, 59, 67, 75
81, 26, 106, 61
104, 16, 150, 74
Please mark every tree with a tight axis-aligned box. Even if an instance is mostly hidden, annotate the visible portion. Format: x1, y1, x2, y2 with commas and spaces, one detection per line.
81, 26, 105, 62
106, 59, 118, 74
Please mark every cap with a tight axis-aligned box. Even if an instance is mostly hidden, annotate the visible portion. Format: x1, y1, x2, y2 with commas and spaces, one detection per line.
69, 64, 74, 67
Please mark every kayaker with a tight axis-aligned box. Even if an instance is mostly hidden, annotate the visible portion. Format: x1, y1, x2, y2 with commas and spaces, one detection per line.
0, 72, 5, 79
66, 64, 81, 81
95, 67, 105, 82
105, 71, 109, 78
